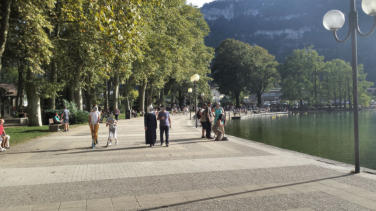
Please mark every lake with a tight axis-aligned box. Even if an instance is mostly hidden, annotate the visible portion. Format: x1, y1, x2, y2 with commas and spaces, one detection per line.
225, 111, 376, 170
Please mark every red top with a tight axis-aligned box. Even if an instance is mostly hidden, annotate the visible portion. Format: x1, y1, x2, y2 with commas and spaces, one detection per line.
0, 124, 4, 135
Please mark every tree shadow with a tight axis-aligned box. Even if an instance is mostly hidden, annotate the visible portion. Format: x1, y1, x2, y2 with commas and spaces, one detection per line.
141, 173, 353, 211
173, 138, 206, 142
56, 145, 152, 155
14, 129, 50, 133
0, 147, 91, 155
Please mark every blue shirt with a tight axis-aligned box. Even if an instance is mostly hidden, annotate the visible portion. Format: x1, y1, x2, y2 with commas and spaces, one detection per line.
158, 111, 170, 127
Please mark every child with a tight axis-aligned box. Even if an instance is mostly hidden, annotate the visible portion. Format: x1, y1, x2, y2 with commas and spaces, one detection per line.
106, 114, 118, 147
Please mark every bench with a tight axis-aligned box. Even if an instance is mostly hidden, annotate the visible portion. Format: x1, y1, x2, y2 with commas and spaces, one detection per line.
49, 118, 63, 132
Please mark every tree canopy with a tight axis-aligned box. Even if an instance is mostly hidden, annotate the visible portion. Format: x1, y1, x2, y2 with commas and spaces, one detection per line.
0, 0, 214, 125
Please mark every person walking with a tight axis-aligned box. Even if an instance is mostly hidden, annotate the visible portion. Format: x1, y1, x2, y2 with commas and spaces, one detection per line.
204, 103, 214, 139
61, 106, 70, 132
144, 105, 157, 147
157, 105, 171, 147
89, 106, 101, 149
106, 113, 118, 147
199, 105, 207, 138
114, 108, 120, 120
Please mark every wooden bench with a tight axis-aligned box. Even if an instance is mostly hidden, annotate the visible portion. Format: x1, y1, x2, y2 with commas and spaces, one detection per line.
49, 118, 62, 132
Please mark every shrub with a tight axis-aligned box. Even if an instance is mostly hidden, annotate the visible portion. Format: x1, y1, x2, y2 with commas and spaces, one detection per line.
43, 100, 89, 125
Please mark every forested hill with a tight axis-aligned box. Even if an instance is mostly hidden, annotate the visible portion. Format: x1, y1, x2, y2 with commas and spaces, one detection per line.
202, 0, 376, 82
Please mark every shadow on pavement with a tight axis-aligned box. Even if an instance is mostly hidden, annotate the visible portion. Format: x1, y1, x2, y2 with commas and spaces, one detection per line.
141, 173, 353, 211
56, 145, 152, 155
0, 147, 91, 155
173, 138, 206, 142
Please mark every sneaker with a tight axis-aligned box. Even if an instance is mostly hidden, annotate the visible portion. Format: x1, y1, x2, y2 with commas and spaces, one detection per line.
108, 142, 112, 146
0, 148, 4, 152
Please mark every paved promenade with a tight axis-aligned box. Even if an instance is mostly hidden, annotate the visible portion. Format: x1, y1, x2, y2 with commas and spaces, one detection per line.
1, 115, 376, 211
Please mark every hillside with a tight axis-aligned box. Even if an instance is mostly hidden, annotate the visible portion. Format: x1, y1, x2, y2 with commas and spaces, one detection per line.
202, 0, 376, 82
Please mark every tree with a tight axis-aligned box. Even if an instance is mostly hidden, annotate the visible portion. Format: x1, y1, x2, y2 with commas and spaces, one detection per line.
279, 47, 324, 108
0, 0, 12, 74
212, 39, 251, 107
12, 0, 54, 126
133, 0, 213, 113
245, 45, 279, 107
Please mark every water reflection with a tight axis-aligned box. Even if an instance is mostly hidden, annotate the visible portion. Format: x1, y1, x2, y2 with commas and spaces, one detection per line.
225, 111, 376, 169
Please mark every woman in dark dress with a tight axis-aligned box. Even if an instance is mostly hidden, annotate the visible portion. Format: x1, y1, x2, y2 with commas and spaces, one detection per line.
144, 105, 157, 147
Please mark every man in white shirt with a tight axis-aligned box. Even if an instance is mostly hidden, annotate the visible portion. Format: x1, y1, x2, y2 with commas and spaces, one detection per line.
89, 106, 101, 149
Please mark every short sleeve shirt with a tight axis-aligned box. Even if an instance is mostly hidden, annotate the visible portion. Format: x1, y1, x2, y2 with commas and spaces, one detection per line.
158, 111, 170, 127
63, 109, 70, 120
90, 111, 100, 125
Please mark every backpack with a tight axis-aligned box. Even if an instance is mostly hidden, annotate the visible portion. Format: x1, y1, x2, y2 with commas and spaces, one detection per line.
196, 110, 202, 119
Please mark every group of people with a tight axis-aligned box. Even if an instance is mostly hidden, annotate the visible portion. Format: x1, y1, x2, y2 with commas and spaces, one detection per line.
198, 102, 226, 141
52, 106, 70, 132
0, 119, 10, 152
144, 105, 171, 147
88, 105, 119, 149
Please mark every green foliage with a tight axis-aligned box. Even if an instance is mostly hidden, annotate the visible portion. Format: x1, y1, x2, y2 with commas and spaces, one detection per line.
279, 47, 324, 105
212, 39, 278, 107
212, 39, 252, 106
280, 47, 373, 108
2, 0, 214, 125
44, 100, 88, 124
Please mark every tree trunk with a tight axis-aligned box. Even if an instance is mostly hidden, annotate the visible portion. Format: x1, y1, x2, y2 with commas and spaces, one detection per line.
146, 87, 153, 109
112, 73, 119, 111
138, 81, 147, 114
0, 0, 12, 73
26, 75, 42, 126
74, 87, 83, 110
48, 60, 58, 110
0, 97, 4, 118
256, 91, 262, 108
16, 62, 25, 110
159, 88, 165, 106
235, 92, 240, 108
299, 99, 303, 110
84, 90, 91, 112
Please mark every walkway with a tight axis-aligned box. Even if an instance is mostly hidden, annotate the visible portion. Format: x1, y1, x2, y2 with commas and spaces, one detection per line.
0, 115, 376, 210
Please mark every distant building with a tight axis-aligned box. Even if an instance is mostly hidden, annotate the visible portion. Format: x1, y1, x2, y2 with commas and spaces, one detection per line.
0, 83, 17, 118
249, 88, 282, 105
367, 88, 376, 96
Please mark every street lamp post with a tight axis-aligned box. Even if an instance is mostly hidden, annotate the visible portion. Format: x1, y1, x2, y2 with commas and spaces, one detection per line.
188, 88, 193, 120
323, 0, 376, 173
190, 74, 200, 128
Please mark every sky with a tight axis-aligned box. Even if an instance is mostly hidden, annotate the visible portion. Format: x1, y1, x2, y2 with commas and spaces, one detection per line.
186, 0, 215, 7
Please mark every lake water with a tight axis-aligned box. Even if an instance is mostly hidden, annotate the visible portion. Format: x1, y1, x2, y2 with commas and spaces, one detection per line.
225, 111, 376, 170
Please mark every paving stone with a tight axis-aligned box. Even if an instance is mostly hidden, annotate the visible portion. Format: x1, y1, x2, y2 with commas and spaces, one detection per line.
0, 115, 376, 211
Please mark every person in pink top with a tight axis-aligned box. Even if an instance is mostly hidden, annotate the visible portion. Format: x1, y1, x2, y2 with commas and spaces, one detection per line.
0, 119, 10, 151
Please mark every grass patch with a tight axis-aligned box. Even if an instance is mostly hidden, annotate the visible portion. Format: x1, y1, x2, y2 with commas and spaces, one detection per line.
5, 126, 52, 146
119, 113, 125, 119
